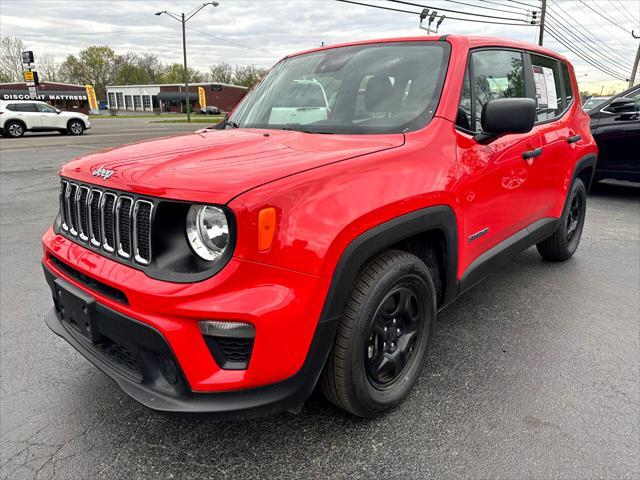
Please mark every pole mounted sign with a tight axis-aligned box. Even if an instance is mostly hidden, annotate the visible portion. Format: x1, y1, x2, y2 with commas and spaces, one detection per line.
23, 70, 34, 82
22, 51, 34, 64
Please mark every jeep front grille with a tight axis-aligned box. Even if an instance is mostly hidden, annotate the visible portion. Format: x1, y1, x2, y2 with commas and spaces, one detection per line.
59, 180, 153, 265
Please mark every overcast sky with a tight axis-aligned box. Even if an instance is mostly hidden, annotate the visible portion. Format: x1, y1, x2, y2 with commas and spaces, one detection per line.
1, 0, 638, 93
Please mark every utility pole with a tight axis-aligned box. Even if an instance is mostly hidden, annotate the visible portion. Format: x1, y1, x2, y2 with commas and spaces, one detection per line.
538, 0, 547, 46
630, 31, 640, 89
155, 2, 219, 123
182, 12, 190, 123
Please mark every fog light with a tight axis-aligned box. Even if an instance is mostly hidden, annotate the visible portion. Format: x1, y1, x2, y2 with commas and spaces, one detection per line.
199, 320, 255, 338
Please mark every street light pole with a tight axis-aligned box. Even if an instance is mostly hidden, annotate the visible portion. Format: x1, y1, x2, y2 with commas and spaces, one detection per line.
155, 2, 219, 123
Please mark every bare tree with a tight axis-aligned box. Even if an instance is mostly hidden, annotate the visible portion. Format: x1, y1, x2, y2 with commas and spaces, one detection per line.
0, 35, 26, 82
209, 62, 233, 84
38, 52, 61, 82
232, 65, 268, 88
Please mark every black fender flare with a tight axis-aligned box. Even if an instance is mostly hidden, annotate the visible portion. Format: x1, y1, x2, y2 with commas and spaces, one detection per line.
319, 205, 459, 327
571, 153, 597, 193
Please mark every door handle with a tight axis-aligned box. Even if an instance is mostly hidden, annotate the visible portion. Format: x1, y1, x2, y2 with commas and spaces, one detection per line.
522, 147, 543, 160
567, 134, 582, 144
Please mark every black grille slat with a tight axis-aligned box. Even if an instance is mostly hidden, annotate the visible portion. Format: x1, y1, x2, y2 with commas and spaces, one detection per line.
68, 184, 78, 235
89, 190, 102, 246
78, 187, 89, 240
134, 201, 152, 264
60, 181, 69, 231
216, 337, 253, 362
102, 193, 116, 251
58, 180, 154, 266
116, 197, 133, 258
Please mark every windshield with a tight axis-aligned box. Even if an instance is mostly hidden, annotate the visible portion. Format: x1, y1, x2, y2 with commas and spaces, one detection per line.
229, 42, 450, 134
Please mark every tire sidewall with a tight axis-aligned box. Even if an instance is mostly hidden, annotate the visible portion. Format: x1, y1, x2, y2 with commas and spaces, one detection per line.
6, 121, 24, 137
347, 258, 436, 415
562, 178, 587, 255
68, 120, 84, 135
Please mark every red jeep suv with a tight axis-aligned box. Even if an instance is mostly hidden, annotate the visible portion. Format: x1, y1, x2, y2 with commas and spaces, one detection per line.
42, 36, 597, 418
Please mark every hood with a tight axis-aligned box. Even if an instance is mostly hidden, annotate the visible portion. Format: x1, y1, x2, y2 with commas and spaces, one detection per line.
60, 128, 404, 204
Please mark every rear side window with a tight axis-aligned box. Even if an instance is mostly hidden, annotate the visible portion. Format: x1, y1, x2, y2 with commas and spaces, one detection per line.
561, 62, 574, 108
456, 49, 526, 132
7, 103, 38, 112
530, 54, 563, 122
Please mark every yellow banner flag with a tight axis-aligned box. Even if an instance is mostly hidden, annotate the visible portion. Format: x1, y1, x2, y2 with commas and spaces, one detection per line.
198, 86, 206, 109
85, 84, 99, 111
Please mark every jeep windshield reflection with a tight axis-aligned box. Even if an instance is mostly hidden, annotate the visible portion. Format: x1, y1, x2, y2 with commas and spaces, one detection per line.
228, 42, 450, 134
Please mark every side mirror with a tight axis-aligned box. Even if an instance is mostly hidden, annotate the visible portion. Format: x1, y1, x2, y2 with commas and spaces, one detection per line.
474, 98, 536, 144
55, 109, 61, 114
608, 97, 637, 114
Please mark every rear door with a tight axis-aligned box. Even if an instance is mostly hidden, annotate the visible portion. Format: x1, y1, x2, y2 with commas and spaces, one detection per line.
526, 54, 578, 218
455, 48, 543, 273
11, 102, 41, 129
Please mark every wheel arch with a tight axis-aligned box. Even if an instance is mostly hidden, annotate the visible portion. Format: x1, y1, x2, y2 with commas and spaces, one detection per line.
5, 118, 27, 131
67, 117, 86, 129
319, 205, 459, 328
572, 153, 597, 193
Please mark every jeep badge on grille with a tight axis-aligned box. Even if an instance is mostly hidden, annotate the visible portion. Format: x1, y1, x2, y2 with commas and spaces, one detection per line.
92, 166, 114, 181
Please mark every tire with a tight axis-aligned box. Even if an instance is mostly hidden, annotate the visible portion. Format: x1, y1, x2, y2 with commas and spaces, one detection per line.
67, 120, 84, 135
320, 250, 436, 417
4, 121, 25, 138
536, 178, 587, 261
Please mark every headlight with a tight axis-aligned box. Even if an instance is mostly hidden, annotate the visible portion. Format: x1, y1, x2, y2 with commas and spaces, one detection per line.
186, 205, 229, 261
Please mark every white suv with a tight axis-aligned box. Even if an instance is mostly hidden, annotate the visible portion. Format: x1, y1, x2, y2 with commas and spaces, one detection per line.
0, 100, 90, 138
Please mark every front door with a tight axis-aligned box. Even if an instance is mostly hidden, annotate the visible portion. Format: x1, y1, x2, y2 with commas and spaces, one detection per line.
454, 48, 542, 274
591, 87, 640, 177
36, 102, 63, 129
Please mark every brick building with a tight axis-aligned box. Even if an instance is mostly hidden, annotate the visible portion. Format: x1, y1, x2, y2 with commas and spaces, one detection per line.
106, 83, 248, 113
0, 82, 90, 113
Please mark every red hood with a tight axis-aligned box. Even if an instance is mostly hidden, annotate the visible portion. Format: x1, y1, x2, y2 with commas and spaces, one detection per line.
60, 129, 404, 204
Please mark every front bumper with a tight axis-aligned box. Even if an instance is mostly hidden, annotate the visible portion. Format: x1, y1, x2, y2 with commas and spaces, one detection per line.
43, 263, 336, 418
42, 227, 336, 415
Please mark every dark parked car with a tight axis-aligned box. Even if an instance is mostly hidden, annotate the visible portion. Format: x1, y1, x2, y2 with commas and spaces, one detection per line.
588, 85, 640, 182
200, 105, 221, 115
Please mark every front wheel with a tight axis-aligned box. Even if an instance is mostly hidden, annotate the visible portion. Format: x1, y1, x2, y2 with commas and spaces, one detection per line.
536, 178, 587, 261
320, 250, 436, 417
67, 120, 84, 135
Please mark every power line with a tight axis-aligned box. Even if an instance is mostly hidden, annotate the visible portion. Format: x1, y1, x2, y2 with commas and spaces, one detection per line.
576, 0, 631, 34
505, 0, 540, 8
477, 0, 533, 13
545, 12, 632, 67
388, 0, 531, 23
337, 0, 537, 25
548, 0, 635, 53
545, 25, 628, 80
543, 21, 629, 78
428, 0, 530, 15
611, 0, 639, 24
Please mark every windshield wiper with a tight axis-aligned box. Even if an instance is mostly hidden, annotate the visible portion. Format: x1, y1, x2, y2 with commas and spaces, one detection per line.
280, 126, 334, 134
223, 119, 239, 129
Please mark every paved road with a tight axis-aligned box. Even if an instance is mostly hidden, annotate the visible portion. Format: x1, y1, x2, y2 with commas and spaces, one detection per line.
1, 122, 638, 479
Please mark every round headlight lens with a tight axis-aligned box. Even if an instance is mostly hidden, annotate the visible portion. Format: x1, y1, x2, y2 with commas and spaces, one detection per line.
186, 205, 229, 261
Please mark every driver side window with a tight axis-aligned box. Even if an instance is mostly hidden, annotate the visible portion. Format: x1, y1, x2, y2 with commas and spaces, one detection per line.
456, 50, 527, 132
36, 103, 57, 113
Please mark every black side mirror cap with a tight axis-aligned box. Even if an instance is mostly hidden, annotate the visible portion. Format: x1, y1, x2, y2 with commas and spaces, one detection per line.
608, 97, 638, 113
474, 98, 536, 144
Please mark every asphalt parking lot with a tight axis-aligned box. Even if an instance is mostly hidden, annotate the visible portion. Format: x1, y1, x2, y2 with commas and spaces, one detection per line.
1, 120, 638, 479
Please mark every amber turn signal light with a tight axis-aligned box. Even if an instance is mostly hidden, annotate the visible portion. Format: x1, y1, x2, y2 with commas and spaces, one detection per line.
258, 207, 276, 251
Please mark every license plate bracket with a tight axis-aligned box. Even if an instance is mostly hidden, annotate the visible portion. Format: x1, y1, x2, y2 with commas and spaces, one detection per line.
53, 279, 102, 343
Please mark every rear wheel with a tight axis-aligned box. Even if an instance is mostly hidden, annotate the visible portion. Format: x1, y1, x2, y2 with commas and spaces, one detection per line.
67, 120, 84, 135
320, 250, 436, 417
536, 178, 587, 261
4, 121, 25, 138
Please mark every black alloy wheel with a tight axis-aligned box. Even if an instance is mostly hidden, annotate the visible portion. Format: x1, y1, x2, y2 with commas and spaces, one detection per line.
365, 283, 425, 387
